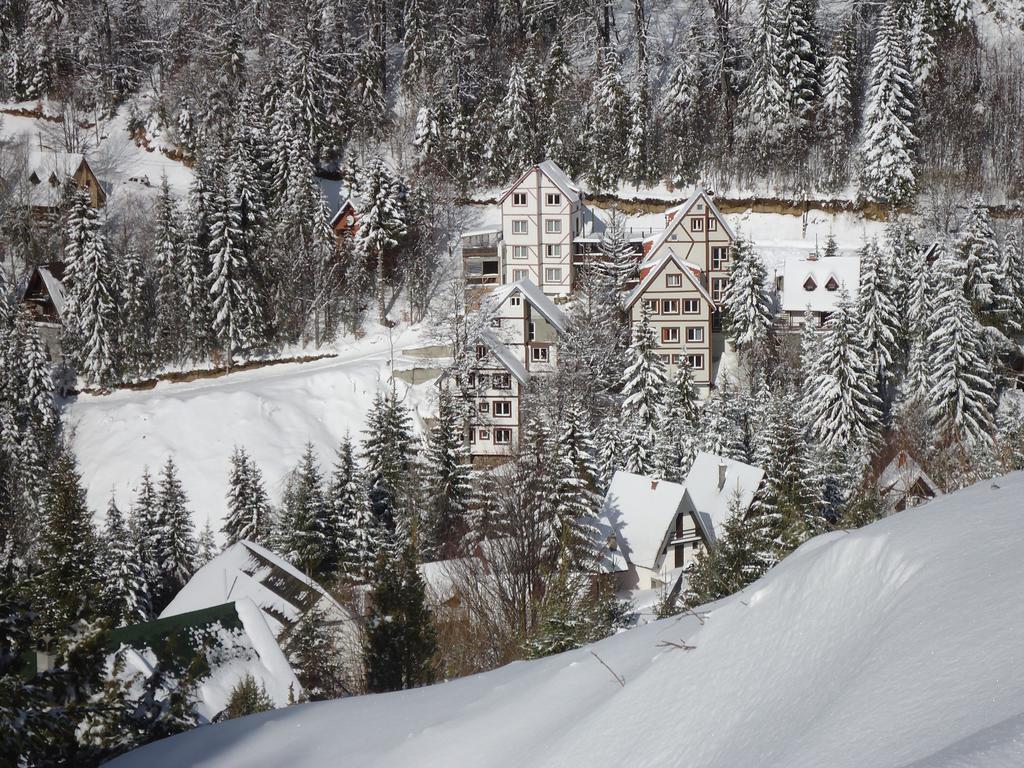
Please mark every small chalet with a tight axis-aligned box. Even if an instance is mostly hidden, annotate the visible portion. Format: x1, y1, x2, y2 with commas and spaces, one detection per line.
775, 253, 860, 330
20, 262, 67, 360
27, 151, 106, 216
878, 451, 942, 514
330, 196, 359, 239
594, 453, 766, 593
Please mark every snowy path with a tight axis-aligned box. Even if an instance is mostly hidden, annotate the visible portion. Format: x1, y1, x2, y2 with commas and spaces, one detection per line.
65, 326, 434, 533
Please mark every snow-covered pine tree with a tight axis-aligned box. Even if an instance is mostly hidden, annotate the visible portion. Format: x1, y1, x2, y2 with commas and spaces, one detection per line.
1001, 230, 1024, 334
118, 248, 154, 380
653, 359, 701, 481
910, 0, 939, 91
362, 389, 416, 541
858, 239, 902, 391
154, 457, 197, 610
287, 607, 349, 701
196, 519, 218, 566
954, 195, 1002, 313
363, 543, 437, 692
280, 444, 334, 577
586, 45, 628, 189
739, 0, 790, 165
803, 289, 882, 451
422, 389, 471, 558
101, 496, 150, 626
778, 0, 819, 133
328, 433, 377, 581
353, 158, 408, 324
594, 413, 623, 492
550, 404, 601, 561
599, 208, 636, 292
131, 467, 162, 613
619, 305, 667, 469
153, 175, 185, 363
626, 74, 653, 185
859, 3, 917, 205
926, 257, 996, 446
180, 177, 213, 360
63, 191, 119, 388
818, 50, 853, 187
222, 446, 273, 546
489, 59, 539, 179
33, 449, 102, 633
660, 25, 706, 184
721, 237, 773, 354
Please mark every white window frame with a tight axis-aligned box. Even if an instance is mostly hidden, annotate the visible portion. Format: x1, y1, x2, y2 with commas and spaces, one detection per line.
493, 400, 512, 417
691, 218, 704, 232
711, 247, 728, 270
686, 326, 704, 344
493, 373, 512, 390
510, 296, 521, 306
512, 192, 527, 206
494, 428, 512, 445
642, 299, 659, 313
708, 218, 718, 231
544, 267, 562, 283
512, 269, 529, 282
662, 299, 680, 315
512, 219, 528, 234
479, 429, 491, 441
512, 245, 528, 260
545, 244, 562, 258
687, 354, 705, 370
546, 193, 561, 206
711, 277, 727, 302
478, 401, 490, 413
545, 219, 562, 234
662, 327, 680, 344
666, 274, 683, 287
683, 299, 700, 314
531, 346, 550, 363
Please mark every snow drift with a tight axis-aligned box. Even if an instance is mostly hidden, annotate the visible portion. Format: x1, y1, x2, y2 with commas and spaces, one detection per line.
109, 472, 1024, 768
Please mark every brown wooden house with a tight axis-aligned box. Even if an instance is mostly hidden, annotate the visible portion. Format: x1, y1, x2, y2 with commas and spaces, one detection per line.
27, 152, 106, 217
330, 197, 359, 240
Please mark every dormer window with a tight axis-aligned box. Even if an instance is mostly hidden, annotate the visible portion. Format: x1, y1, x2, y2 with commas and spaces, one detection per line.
606, 534, 618, 551
825, 276, 839, 292
803, 276, 817, 291
475, 345, 487, 359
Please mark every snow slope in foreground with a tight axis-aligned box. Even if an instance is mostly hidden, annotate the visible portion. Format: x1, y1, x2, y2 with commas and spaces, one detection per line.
65, 326, 434, 532
109, 473, 1024, 768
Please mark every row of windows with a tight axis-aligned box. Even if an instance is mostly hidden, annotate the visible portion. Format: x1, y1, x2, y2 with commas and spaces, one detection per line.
512, 192, 562, 207
660, 353, 705, 369
511, 244, 563, 258
466, 370, 513, 389
643, 298, 702, 314
470, 427, 513, 444
478, 400, 513, 416
511, 267, 563, 283
511, 219, 563, 234
661, 326, 705, 344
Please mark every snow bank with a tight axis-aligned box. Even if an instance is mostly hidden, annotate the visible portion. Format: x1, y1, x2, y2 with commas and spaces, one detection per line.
66, 326, 435, 534
108, 472, 1024, 768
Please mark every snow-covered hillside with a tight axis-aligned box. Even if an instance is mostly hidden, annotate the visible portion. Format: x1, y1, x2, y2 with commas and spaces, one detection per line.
108, 472, 1024, 768
66, 325, 437, 531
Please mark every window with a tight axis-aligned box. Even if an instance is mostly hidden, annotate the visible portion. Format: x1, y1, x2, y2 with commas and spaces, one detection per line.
546, 193, 561, 206
476, 374, 490, 388
478, 401, 490, 413
512, 245, 528, 259
512, 219, 528, 234
546, 244, 562, 258
643, 299, 659, 313
711, 247, 728, 270
660, 354, 672, 365
479, 429, 491, 440
687, 354, 705, 370
708, 218, 718, 231
662, 299, 680, 314
468, 428, 476, 443
666, 273, 683, 287
494, 428, 512, 445
545, 219, 562, 234
671, 354, 684, 365
475, 345, 487, 359
662, 327, 680, 344
686, 326, 704, 344
544, 267, 562, 282
466, 373, 475, 387
512, 192, 527, 206
803, 276, 817, 291
691, 218, 704, 232
531, 346, 550, 363
711, 277, 727, 302
512, 269, 529, 281
528, 321, 535, 341
493, 373, 512, 389
510, 296, 521, 306
494, 400, 512, 417
683, 299, 700, 314
489, 318, 500, 328
825, 276, 839, 291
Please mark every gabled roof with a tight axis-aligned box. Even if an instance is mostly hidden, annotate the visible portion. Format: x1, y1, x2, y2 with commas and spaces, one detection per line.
648, 190, 737, 255
486, 279, 568, 334
497, 159, 581, 205
37, 265, 67, 319
477, 329, 530, 384
682, 452, 765, 544
597, 471, 688, 571
781, 255, 860, 313
624, 251, 715, 310
27, 150, 86, 183
329, 196, 356, 227
878, 451, 941, 501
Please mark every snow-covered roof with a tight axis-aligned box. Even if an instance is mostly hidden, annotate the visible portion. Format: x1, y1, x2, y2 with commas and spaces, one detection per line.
160, 540, 355, 639
878, 451, 941, 505
27, 150, 86, 182
477, 329, 529, 384
646, 190, 738, 255
328, 195, 356, 227
781, 255, 860, 313
497, 159, 581, 205
624, 251, 715, 310
598, 471, 688, 571
38, 265, 67, 319
682, 452, 765, 543
487, 279, 568, 334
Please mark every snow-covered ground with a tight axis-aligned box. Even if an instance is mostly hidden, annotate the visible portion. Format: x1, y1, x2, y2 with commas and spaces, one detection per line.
109, 472, 1024, 768
66, 324, 439, 532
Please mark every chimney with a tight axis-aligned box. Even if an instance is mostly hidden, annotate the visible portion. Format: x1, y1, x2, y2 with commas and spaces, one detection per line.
718, 461, 727, 491
650, 479, 659, 491
807, 248, 819, 262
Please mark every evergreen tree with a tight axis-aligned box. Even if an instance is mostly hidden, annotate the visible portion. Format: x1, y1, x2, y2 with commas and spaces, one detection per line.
363, 544, 437, 692
362, 389, 416, 539
599, 209, 636, 292
118, 248, 154, 380
196, 519, 218, 566
422, 389, 471, 558
154, 457, 197, 610
222, 447, 273, 546
586, 45, 628, 188
954, 195, 1002, 313
620, 306, 667, 439
353, 158, 408, 323
328, 433, 376, 580
550, 404, 601, 560
859, 4, 917, 205
287, 607, 348, 700
926, 258, 996, 446
818, 50, 853, 186
131, 468, 162, 613
778, 0, 819, 132
489, 59, 539, 177
721, 237, 773, 353
739, 0, 790, 163
280, 444, 334, 577
661, 26, 706, 184
153, 175, 184, 362
858, 239, 902, 390
101, 497, 150, 626
221, 674, 274, 719
803, 290, 882, 451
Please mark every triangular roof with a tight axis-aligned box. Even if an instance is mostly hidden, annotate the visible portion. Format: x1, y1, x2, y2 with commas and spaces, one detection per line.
597, 471, 688, 571
623, 251, 715, 310
649, 190, 737, 253
878, 450, 941, 500
329, 196, 356, 227
27, 151, 86, 183
497, 160, 581, 205
682, 452, 765, 544
476, 329, 530, 384
486, 279, 568, 334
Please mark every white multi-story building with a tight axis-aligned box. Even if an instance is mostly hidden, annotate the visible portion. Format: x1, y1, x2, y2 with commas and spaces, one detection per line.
497, 160, 586, 296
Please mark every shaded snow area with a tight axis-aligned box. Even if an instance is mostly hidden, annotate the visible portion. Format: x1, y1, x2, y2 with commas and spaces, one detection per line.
66, 325, 436, 533
110, 473, 1024, 768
